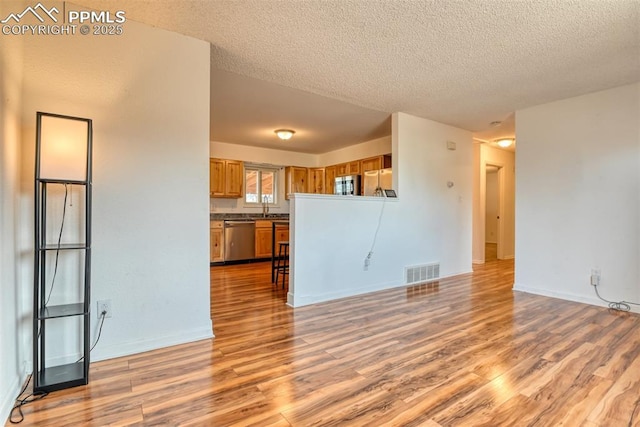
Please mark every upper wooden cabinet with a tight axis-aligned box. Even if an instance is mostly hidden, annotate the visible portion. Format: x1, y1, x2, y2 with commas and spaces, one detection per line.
325, 166, 337, 195
361, 154, 392, 173
360, 156, 383, 173
285, 166, 308, 200
335, 160, 360, 176
210, 158, 243, 198
224, 160, 243, 197
210, 159, 225, 197
347, 160, 360, 175
307, 168, 325, 194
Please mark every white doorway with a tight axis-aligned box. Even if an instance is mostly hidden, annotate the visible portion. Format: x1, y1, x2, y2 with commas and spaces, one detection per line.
472, 142, 515, 264
485, 165, 502, 261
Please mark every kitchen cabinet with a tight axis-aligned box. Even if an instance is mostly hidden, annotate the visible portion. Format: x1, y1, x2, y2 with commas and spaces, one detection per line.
210, 159, 225, 197
210, 220, 224, 262
255, 220, 273, 258
347, 160, 360, 175
335, 160, 360, 176
275, 225, 289, 245
360, 156, 383, 173
285, 166, 308, 200
307, 168, 325, 194
255, 220, 289, 258
210, 158, 244, 198
325, 166, 336, 194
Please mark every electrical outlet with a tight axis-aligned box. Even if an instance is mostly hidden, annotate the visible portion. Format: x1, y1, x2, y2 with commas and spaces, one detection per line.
590, 269, 601, 287
97, 299, 112, 318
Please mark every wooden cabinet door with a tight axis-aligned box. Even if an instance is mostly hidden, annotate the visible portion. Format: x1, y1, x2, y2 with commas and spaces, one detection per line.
275, 226, 289, 245
348, 161, 360, 175
360, 156, 382, 173
210, 159, 225, 197
255, 226, 273, 258
285, 166, 308, 199
308, 168, 325, 194
225, 160, 243, 197
335, 163, 349, 176
292, 167, 307, 193
210, 225, 224, 262
325, 166, 336, 194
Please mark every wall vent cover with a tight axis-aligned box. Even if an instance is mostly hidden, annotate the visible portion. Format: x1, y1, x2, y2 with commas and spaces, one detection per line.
405, 263, 440, 285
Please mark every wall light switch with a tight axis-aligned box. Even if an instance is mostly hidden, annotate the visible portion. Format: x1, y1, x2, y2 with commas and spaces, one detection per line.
447, 141, 456, 150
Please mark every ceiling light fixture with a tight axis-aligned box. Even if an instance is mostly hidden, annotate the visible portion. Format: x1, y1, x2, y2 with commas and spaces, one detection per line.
275, 129, 295, 140
496, 138, 514, 148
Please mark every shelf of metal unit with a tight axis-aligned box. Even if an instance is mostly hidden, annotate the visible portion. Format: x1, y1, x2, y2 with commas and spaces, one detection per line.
36, 363, 88, 393
37, 178, 88, 185
38, 303, 87, 319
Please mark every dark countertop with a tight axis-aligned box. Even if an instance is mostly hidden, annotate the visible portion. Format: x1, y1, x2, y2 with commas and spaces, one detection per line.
210, 213, 290, 221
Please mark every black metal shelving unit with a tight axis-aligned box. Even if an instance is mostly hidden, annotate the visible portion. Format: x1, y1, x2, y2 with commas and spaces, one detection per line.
33, 112, 92, 393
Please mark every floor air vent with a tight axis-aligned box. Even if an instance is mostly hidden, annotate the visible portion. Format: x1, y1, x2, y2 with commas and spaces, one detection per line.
405, 263, 440, 285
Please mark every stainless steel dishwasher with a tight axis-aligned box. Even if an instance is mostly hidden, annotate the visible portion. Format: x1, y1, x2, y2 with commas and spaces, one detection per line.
224, 220, 256, 261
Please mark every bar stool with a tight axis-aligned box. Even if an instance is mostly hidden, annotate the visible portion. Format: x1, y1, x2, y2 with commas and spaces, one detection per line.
275, 241, 289, 289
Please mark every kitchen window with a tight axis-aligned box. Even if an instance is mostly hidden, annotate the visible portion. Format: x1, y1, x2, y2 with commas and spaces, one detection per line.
245, 167, 277, 204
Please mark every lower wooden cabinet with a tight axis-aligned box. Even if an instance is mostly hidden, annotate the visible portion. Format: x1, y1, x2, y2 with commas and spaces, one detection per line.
255, 220, 289, 258
210, 221, 224, 262
255, 220, 273, 258
275, 226, 289, 247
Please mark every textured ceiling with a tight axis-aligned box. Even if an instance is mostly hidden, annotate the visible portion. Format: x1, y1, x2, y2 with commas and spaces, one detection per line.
76, 0, 639, 150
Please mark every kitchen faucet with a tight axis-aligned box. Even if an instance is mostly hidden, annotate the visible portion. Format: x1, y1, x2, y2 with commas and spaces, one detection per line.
262, 196, 270, 217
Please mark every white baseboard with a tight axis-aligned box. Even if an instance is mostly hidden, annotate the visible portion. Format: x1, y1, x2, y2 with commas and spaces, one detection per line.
91, 323, 214, 363
291, 270, 473, 308
512, 284, 640, 314
502, 254, 515, 260
1, 375, 20, 425
472, 259, 485, 264
292, 279, 401, 307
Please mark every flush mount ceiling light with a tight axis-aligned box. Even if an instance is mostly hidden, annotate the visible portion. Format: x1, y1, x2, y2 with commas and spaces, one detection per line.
496, 138, 514, 148
274, 129, 295, 140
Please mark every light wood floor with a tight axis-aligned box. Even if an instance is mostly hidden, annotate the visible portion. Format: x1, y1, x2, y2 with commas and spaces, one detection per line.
10, 258, 640, 426
485, 242, 497, 261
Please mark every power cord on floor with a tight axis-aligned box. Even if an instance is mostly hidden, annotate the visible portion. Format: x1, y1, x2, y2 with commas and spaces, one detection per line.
594, 285, 640, 312
9, 374, 48, 424
11, 310, 107, 423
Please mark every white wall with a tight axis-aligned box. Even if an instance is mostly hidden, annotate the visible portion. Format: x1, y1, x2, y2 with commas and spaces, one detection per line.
290, 113, 472, 306
0, 31, 24, 424
472, 144, 516, 262
13, 17, 212, 379
515, 83, 640, 312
